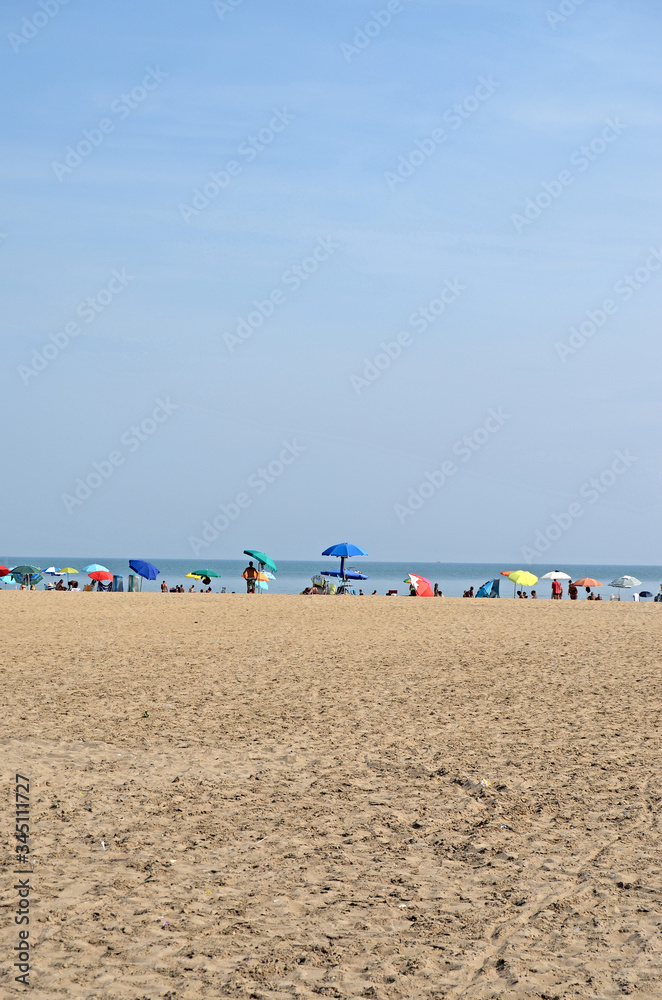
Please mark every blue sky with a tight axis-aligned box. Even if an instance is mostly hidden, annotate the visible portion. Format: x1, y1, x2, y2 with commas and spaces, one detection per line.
2, 0, 660, 562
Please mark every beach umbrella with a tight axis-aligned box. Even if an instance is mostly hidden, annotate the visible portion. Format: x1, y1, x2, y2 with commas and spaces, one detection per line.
406, 573, 434, 597
508, 570, 538, 596
608, 575, 641, 600
57, 567, 80, 585
243, 549, 277, 574
11, 564, 41, 585
322, 542, 368, 583
639, 591, 653, 599
44, 566, 61, 575
572, 578, 602, 598
128, 559, 160, 592
0, 565, 9, 577
610, 575, 641, 588
89, 570, 113, 582
321, 569, 368, 580
540, 569, 571, 597
82, 564, 109, 574
187, 569, 221, 579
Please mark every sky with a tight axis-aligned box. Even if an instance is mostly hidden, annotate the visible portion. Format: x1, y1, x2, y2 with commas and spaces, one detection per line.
2, 0, 660, 563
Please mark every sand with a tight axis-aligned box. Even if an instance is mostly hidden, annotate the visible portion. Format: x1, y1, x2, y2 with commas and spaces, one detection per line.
1, 593, 661, 999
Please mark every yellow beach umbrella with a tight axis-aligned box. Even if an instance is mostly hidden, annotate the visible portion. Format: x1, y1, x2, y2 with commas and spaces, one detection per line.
508, 570, 538, 596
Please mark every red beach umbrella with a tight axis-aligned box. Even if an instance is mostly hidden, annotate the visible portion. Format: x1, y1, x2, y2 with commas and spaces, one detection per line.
89, 570, 113, 582
407, 573, 434, 597
572, 578, 602, 587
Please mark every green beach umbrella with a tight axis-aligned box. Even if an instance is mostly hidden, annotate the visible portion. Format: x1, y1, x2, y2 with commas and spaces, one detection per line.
243, 549, 277, 573
12, 564, 40, 576
186, 569, 221, 579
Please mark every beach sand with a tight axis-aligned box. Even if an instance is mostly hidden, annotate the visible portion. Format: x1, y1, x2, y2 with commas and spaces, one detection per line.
1, 593, 661, 999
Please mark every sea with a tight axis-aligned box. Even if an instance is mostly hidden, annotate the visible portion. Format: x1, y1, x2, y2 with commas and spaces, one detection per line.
3, 559, 662, 599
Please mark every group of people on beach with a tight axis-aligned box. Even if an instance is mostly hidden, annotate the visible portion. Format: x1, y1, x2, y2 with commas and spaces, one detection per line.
161, 581, 214, 594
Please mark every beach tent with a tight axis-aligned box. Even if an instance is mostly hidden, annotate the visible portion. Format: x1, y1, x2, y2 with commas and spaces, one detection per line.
476, 578, 500, 598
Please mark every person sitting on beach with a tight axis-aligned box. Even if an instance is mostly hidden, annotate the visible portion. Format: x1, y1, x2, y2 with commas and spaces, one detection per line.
595, 594, 602, 601
531, 590, 538, 599
587, 590, 595, 601
188, 584, 195, 593
372, 590, 377, 595
55, 579, 67, 591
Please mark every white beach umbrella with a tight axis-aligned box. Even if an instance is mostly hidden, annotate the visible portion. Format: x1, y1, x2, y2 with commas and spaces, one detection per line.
540, 570, 571, 580
608, 575, 641, 600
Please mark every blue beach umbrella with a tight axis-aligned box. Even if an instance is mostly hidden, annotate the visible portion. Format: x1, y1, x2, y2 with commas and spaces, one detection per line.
129, 559, 160, 591
321, 569, 368, 581
322, 542, 369, 592
82, 564, 109, 574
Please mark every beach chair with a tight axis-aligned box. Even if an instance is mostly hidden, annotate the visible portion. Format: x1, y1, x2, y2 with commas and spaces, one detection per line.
84, 584, 94, 592
387, 589, 398, 596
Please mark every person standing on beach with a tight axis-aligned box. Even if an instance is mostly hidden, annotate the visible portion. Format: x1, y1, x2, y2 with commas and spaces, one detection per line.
243, 560, 258, 594
569, 582, 578, 600
551, 579, 562, 600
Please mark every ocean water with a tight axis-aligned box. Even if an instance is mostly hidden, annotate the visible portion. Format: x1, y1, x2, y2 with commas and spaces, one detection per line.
3, 558, 662, 599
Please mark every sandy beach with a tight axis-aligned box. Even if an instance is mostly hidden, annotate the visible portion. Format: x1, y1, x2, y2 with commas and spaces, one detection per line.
2, 593, 661, 999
